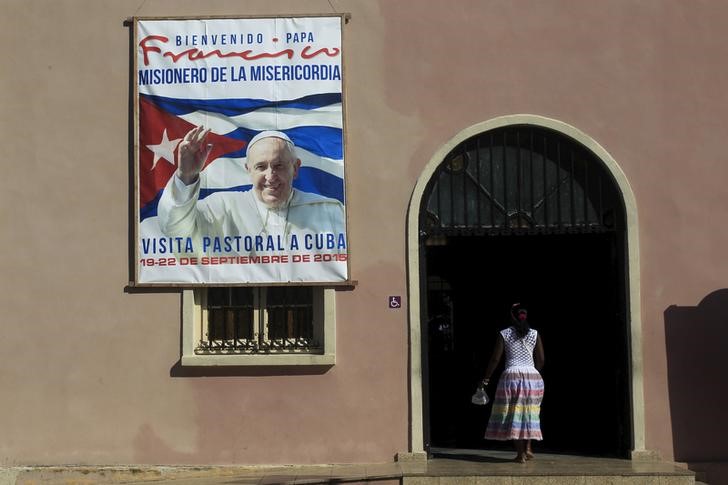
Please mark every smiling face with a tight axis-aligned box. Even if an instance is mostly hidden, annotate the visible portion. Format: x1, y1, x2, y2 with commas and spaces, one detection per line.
245, 137, 301, 208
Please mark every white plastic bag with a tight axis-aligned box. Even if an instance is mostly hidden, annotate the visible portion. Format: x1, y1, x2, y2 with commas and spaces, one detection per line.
471, 385, 489, 405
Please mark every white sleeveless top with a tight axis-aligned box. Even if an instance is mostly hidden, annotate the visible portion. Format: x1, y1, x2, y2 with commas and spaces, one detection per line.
501, 326, 538, 369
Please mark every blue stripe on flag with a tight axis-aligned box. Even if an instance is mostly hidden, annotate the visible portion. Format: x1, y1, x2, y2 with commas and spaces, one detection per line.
223, 126, 342, 159
294, 167, 345, 204
141, 93, 342, 117
199, 185, 252, 199
140, 191, 162, 221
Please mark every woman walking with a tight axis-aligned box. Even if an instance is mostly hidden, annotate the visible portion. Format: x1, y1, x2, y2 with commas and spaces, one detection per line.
482, 303, 545, 463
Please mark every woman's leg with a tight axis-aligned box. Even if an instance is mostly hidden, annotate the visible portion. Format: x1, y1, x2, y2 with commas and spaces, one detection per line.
514, 440, 527, 463
526, 440, 534, 460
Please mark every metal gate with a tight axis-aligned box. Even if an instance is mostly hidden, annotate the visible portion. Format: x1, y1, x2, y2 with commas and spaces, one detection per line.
421, 126, 624, 238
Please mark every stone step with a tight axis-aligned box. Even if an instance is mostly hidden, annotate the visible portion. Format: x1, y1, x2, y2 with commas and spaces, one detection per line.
404, 476, 693, 485
399, 449, 695, 485
0, 452, 698, 484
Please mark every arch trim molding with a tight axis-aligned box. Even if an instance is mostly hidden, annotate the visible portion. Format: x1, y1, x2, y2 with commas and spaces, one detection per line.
405, 114, 645, 456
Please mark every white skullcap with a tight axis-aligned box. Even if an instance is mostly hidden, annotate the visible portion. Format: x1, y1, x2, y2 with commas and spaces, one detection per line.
246, 130, 295, 156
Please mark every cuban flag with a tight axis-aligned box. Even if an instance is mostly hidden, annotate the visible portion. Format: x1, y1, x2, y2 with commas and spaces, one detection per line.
138, 92, 345, 222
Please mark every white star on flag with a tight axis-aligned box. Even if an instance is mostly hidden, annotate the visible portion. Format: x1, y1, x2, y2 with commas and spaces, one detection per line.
146, 129, 182, 170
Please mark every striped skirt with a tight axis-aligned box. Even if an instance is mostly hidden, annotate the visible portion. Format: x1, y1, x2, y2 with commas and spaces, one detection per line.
484, 367, 544, 441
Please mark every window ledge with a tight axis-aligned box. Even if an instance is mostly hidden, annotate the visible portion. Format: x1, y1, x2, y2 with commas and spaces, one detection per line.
181, 353, 335, 367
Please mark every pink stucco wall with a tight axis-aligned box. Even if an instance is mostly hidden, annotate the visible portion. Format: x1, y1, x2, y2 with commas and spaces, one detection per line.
2, 0, 728, 466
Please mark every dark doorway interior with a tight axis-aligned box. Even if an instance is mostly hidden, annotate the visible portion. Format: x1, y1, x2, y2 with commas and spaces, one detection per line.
424, 232, 630, 457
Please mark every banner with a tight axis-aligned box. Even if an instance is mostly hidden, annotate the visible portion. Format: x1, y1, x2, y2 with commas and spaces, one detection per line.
133, 16, 348, 285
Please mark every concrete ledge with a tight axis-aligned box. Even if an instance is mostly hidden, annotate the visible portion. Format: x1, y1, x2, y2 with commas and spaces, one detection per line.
396, 451, 428, 464
403, 476, 694, 485
181, 353, 336, 366
0, 454, 698, 485
0, 464, 403, 485
0, 469, 19, 485
631, 449, 663, 462
0, 466, 253, 484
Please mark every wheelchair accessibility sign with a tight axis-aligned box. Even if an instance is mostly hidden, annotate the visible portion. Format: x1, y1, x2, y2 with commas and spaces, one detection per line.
388, 296, 402, 309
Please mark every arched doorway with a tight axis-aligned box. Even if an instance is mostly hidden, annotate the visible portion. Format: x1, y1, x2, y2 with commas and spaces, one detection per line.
407, 116, 644, 459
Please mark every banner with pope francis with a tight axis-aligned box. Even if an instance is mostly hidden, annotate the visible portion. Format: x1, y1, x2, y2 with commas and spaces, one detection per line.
133, 16, 348, 285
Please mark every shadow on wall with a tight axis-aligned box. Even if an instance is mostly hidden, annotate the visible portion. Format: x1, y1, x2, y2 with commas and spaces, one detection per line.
664, 289, 728, 464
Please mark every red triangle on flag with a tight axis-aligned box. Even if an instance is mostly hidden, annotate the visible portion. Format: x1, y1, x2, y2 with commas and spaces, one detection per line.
138, 97, 247, 209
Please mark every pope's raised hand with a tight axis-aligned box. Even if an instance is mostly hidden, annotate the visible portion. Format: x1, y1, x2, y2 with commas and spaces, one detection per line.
177, 125, 213, 185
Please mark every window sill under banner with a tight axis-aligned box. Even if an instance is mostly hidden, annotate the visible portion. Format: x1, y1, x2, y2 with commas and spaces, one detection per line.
181, 352, 335, 367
